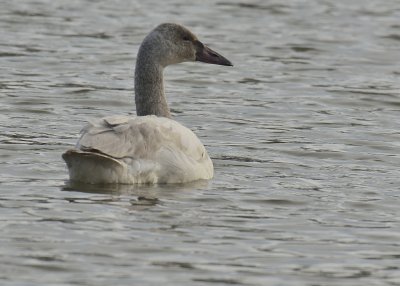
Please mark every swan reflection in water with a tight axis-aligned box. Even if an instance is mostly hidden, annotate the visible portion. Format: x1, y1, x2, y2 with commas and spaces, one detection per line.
62, 179, 211, 210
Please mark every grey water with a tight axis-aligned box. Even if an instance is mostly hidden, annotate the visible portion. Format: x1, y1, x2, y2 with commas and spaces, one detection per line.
1, 0, 400, 285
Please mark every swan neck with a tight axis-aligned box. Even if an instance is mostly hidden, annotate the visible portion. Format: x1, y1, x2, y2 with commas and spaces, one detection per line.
134, 50, 171, 118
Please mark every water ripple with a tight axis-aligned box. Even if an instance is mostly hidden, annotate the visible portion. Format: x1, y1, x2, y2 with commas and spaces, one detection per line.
1, 0, 400, 285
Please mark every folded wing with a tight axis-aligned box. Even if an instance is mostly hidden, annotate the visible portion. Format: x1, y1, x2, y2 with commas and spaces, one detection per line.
63, 115, 213, 184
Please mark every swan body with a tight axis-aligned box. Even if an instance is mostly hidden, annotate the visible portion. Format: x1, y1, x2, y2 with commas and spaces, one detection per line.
63, 23, 232, 184
63, 115, 213, 184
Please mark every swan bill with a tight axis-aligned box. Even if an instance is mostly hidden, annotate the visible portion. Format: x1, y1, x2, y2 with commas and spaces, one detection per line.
195, 41, 233, 66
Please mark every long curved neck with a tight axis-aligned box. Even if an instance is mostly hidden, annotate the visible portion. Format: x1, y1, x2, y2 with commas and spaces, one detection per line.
134, 47, 171, 118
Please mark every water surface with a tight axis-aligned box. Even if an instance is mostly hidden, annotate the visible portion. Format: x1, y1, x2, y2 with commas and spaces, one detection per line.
1, 0, 400, 285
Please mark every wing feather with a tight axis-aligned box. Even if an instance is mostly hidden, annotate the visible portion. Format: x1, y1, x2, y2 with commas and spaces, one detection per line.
76, 115, 212, 180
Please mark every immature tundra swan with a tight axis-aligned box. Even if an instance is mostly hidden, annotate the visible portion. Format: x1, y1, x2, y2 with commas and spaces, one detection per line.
62, 23, 232, 184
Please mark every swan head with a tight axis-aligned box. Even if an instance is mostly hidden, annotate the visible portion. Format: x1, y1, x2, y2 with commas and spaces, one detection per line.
141, 23, 233, 67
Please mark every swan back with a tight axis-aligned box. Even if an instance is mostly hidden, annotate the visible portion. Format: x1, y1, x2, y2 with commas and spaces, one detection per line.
63, 115, 213, 184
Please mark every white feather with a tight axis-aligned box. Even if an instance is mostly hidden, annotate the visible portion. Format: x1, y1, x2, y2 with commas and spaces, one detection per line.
63, 115, 213, 184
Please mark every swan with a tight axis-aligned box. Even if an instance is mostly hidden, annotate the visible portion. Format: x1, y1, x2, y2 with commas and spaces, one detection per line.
62, 23, 232, 184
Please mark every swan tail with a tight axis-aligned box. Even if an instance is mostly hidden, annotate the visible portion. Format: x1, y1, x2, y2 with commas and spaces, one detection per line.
62, 149, 127, 184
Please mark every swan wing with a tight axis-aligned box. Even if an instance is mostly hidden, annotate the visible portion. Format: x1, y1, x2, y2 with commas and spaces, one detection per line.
67, 115, 213, 183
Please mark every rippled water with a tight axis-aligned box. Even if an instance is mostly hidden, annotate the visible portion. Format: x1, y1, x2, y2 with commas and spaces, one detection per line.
1, 0, 400, 285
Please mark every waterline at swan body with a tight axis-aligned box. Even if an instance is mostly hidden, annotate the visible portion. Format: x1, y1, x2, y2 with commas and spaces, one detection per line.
62, 23, 232, 184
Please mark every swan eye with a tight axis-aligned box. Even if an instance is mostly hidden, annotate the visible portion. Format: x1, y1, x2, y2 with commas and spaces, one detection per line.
182, 36, 190, 41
